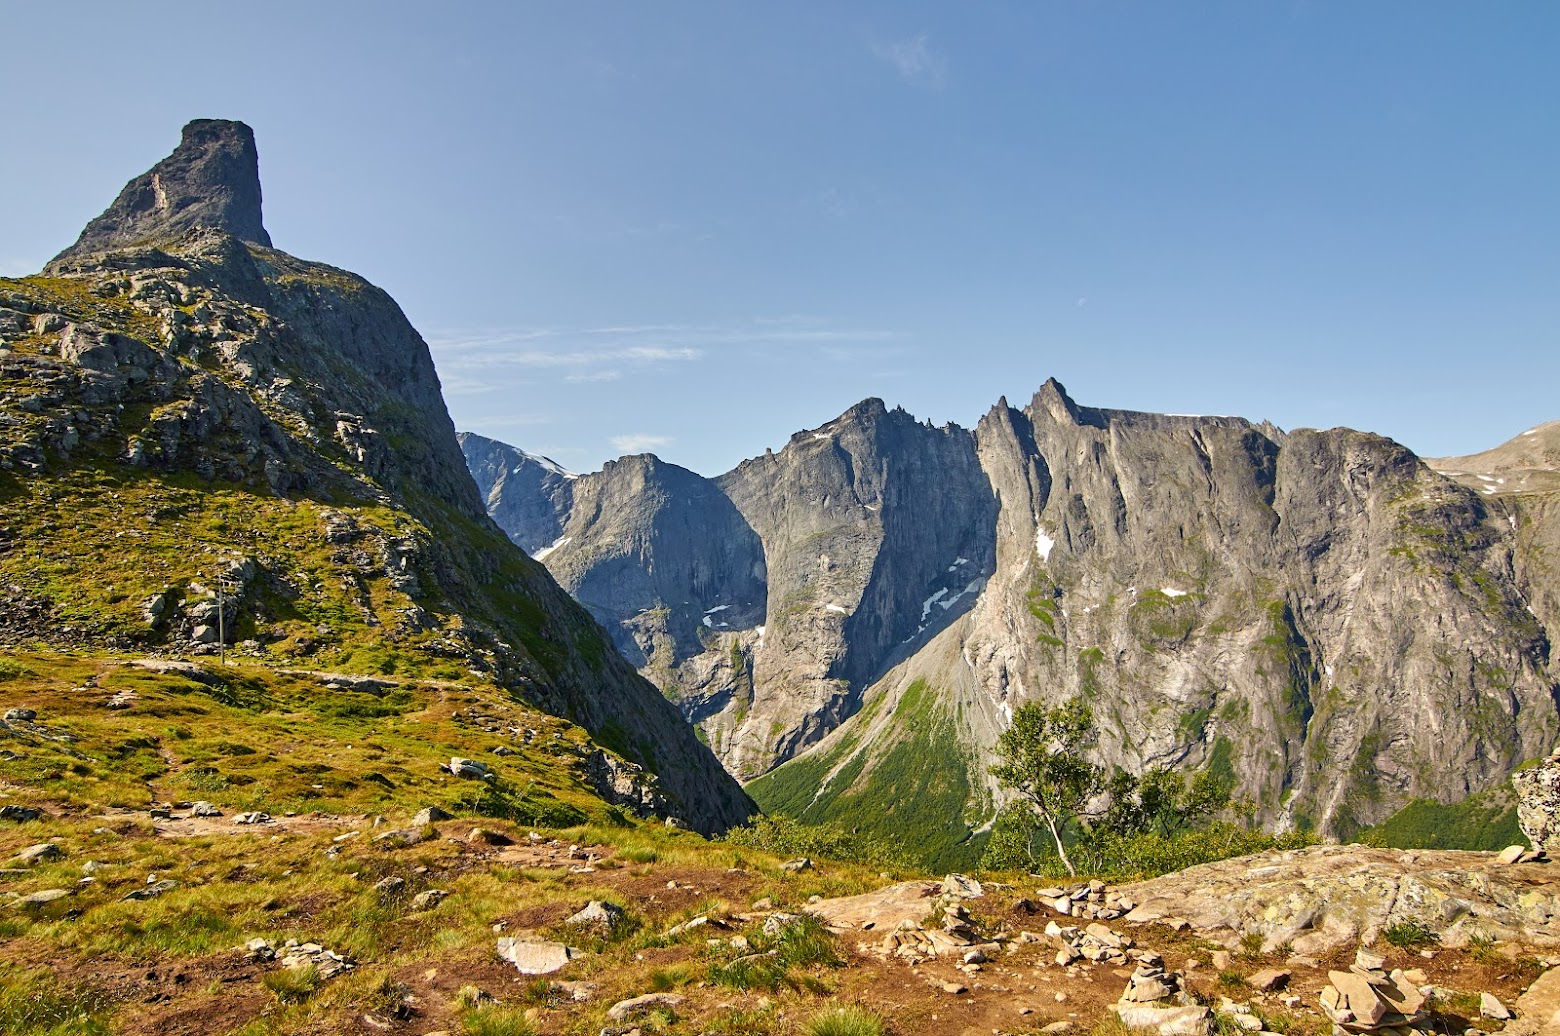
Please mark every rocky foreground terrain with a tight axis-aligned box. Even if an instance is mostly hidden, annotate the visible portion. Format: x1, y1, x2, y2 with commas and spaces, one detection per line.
6, 655, 1560, 1036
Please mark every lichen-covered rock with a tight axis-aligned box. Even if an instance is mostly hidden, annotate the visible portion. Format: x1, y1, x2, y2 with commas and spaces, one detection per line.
1514, 749, 1560, 851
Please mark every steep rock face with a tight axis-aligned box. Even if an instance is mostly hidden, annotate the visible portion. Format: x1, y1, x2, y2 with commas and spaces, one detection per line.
56, 119, 272, 262
714, 400, 998, 775
476, 378, 1558, 856
1429, 422, 1560, 659
0, 120, 752, 834
459, 432, 576, 554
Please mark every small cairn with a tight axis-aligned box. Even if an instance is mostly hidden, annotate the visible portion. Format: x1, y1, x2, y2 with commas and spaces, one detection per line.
1037, 879, 1137, 921
1319, 948, 1428, 1035
1109, 951, 1211, 1036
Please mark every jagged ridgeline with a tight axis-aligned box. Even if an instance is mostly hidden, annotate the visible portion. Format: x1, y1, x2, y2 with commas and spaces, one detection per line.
472, 382, 1560, 866
0, 119, 752, 833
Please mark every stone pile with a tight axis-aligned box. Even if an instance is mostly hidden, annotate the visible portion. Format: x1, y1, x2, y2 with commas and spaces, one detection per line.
245, 938, 356, 979
1038, 880, 1137, 921
1108, 955, 1211, 1036
1048, 919, 1135, 966
1318, 948, 1428, 1034
836, 874, 1004, 962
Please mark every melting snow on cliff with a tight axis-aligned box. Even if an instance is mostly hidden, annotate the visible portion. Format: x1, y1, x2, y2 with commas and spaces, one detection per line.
533, 536, 570, 561
1036, 526, 1055, 562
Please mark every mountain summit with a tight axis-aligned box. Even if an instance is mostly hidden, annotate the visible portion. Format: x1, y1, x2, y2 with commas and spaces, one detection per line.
2, 120, 752, 833
54, 119, 272, 263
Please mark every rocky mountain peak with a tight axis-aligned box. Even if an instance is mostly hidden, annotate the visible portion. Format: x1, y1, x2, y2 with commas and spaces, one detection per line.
1031, 377, 1082, 424
53, 119, 271, 264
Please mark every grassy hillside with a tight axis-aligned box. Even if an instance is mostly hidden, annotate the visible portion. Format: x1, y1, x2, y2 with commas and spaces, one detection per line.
746, 680, 990, 872
0, 651, 892, 1035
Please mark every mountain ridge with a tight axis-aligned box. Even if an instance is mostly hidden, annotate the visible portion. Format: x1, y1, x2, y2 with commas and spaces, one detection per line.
471, 378, 1560, 862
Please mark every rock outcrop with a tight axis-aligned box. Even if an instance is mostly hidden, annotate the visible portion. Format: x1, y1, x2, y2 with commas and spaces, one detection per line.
0, 120, 753, 834
55, 119, 272, 262
476, 381, 1560, 860
1514, 748, 1560, 852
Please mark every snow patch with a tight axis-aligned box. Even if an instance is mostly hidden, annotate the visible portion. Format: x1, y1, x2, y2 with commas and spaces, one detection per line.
1510, 514, 1518, 530
1036, 526, 1055, 562
920, 589, 949, 621
703, 605, 732, 615
811, 433, 831, 441
1478, 474, 1495, 482
824, 604, 849, 615
1524, 429, 1540, 436
533, 535, 571, 561
998, 700, 1013, 725
1161, 587, 1188, 598
953, 557, 969, 566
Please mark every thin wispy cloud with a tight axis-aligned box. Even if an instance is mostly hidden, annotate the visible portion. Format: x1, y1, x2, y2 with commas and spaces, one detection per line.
874, 33, 947, 88
427, 320, 900, 394
610, 433, 672, 454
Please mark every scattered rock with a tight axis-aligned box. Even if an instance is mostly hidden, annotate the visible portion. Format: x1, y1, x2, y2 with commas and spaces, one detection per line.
0, 805, 41, 822
666, 914, 731, 938
278, 940, 355, 979
606, 992, 685, 1022
232, 811, 271, 825
1496, 844, 1528, 865
942, 873, 984, 899
372, 826, 433, 848
1480, 992, 1512, 1021
244, 938, 277, 962
567, 900, 628, 931
411, 806, 452, 826
495, 938, 584, 975
190, 801, 222, 817
13, 843, 62, 866
4, 708, 37, 723
1248, 969, 1290, 993
411, 890, 448, 911
12, 888, 71, 908
449, 757, 490, 780
781, 857, 812, 873
940, 981, 967, 994
372, 876, 407, 898
123, 879, 178, 901
468, 828, 513, 846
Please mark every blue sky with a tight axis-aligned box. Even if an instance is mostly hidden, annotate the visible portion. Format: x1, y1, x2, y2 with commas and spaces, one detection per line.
3, 2, 1556, 475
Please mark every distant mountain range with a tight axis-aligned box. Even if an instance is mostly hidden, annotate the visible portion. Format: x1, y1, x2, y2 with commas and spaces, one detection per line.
467, 385, 1560, 864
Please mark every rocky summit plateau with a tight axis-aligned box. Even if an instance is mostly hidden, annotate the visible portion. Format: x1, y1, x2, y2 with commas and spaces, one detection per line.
4, 119, 1560, 1036
473, 383, 1560, 865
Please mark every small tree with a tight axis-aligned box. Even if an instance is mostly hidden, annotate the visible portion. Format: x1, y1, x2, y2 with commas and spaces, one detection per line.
988, 698, 1104, 876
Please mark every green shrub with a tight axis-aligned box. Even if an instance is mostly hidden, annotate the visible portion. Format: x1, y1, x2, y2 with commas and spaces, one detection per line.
460, 1004, 538, 1036
1383, 920, 1439, 950
805, 1005, 888, 1036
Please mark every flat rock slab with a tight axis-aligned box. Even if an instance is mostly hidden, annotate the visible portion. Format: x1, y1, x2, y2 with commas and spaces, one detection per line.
805, 880, 941, 931
607, 992, 684, 1022
1118, 844, 1560, 953
1111, 1003, 1213, 1036
496, 938, 585, 975
1502, 966, 1560, 1036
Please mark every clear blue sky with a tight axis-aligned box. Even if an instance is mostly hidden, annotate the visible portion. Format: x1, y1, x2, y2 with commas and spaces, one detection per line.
4, 2, 1556, 475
